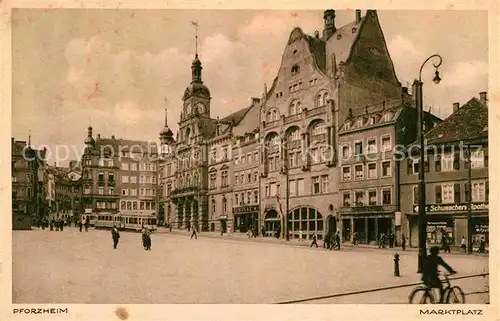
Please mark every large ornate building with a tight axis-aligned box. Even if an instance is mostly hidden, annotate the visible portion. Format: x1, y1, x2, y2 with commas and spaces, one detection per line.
158, 9, 443, 241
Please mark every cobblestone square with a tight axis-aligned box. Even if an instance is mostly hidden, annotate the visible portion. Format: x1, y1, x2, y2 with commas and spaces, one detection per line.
13, 228, 489, 304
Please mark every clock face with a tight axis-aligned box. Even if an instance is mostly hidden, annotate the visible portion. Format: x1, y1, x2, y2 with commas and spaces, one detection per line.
196, 103, 205, 114
68, 171, 82, 182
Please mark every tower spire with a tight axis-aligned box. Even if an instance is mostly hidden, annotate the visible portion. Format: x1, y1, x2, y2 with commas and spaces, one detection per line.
191, 21, 199, 56
164, 97, 168, 127
28, 129, 31, 147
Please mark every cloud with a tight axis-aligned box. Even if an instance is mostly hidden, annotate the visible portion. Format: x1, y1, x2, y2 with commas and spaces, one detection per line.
441, 61, 488, 88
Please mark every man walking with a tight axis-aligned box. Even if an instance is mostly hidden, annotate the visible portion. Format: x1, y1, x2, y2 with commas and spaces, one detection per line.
85, 219, 89, 232
79, 220, 83, 232
111, 226, 120, 249
401, 234, 406, 251
191, 226, 198, 239
334, 231, 341, 250
461, 236, 467, 253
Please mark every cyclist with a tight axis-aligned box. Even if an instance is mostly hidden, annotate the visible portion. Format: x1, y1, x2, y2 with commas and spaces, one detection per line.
422, 246, 457, 303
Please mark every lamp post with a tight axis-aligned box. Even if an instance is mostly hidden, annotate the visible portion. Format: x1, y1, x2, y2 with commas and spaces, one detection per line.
465, 146, 473, 254
416, 54, 443, 273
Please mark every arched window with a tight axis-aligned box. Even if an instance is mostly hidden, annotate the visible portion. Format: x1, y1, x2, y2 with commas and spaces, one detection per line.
267, 111, 273, 122
316, 94, 322, 107
185, 128, 191, 142
186, 174, 191, 186
287, 127, 301, 141
383, 112, 392, 122
211, 199, 216, 214
311, 121, 326, 136
272, 109, 278, 121
289, 102, 296, 115
322, 92, 329, 106
291, 64, 300, 75
289, 100, 302, 116
222, 197, 227, 213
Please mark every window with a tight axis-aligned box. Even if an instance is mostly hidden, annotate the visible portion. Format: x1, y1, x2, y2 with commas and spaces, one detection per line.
341, 145, 350, 159
240, 173, 245, 184
472, 181, 485, 202
321, 175, 329, 193
311, 148, 320, 164
247, 192, 252, 204
253, 151, 259, 162
254, 191, 259, 204
367, 163, 377, 179
383, 112, 392, 122
98, 187, 104, 195
270, 183, 277, 196
312, 177, 320, 195
297, 179, 305, 196
355, 164, 364, 180
84, 186, 91, 195
382, 161, 391, 177
355, 141, 363, 155
130, 176, 136, 183
166, 164, 171, 175
368, 189, 377, 205
254, 171, 258, 182
289, 180, 296, 197
209, 172, 217, 189
356, 118, 363, 127
367, 138, 377, 154
343, 192, 351, 207
131, 188, 137, 196
235, 174, 239, 185
413, 186, 419, 205
453, 152, 460, 170
441, 153, 453, 172
435, 155, 441, 172
471, 150, 485, 168
247, 153, 251, 163
247, 172, 252, 183
381, 136, 391, 152
355, 190, 365, 206
122, 175, 129, 183
342, 166, 351, 181
265, 186, 270, 198
131, 163, 137, 171
98, 172, 104, 182
122, 163, 129, 170
108, 187, 114, 195
235, 194, 239, 206
223, 197, 227, 212
311, 122, 326, 136
288, 128, 300, 141
133, 202, 138, 210
435, 185, 442, 204
442, 184, 454, 203
291, 64, 300, 75
382, 189, 391, 205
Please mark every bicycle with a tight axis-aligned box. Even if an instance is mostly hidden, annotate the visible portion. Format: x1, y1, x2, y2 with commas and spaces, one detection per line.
409, 273, 466, 304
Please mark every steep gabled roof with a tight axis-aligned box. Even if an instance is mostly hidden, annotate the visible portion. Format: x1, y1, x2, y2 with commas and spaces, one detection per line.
220, 106, 252, 126
328, 18, 365, 66
422, 97, 488, 145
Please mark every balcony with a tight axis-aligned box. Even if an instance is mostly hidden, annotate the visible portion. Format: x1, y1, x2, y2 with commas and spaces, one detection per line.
285, 114, 301, 124
264, 120, 280, 129
306, 106, 326, 117
310, 133, 326, 143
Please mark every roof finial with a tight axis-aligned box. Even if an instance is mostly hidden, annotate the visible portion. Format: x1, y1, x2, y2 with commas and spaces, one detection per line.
191, 21, 199, 56
28, 129, 31, 147
164, 97, 168, 127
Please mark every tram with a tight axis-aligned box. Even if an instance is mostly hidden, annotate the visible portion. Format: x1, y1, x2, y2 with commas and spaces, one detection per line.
94, 212, 157, 232
81, 214, 97, 226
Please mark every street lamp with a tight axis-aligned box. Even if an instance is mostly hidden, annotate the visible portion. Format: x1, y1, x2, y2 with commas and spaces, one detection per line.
416, 54, 443, 273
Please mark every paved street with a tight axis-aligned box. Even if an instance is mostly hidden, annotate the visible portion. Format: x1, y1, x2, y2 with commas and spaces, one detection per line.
13, 228, 489, 304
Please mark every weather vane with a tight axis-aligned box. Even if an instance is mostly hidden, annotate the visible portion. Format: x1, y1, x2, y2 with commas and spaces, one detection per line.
191, 21, 199, 55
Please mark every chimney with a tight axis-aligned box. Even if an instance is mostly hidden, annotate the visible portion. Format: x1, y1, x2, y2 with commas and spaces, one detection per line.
322, 10, 336, 41
402, 87, 408, 95
97, 134, 101, 139
411, 79, 419, 107
314, 30, 320, 38
479, 91, 487, 105
453, 102, 460, 113
111, 135, 115, 139
356, 9, 362, 24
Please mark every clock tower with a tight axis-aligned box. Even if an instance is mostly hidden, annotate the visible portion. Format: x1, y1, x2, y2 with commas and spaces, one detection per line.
178, 53, 211, 144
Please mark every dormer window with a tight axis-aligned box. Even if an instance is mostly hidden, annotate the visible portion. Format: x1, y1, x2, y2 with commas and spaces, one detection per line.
368, 116, 376, 125
383, 112, 392, 122
316, 90, 329, 107
356, 118, 363, 127
344, 122, 351, 130
291, 64, 300, 75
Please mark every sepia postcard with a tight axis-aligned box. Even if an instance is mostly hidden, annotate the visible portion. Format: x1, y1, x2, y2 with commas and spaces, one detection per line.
1, 0, 498, 320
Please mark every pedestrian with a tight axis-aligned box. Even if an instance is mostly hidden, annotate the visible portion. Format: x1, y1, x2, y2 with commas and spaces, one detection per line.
479, 238, 486, 253
111, 225, 120, 249
261, 226, 266, 237
79, 220, 83, 232
461, 236, 467, 253
443, 236, 451, 253
169, 224, 172, 232
402, 234, 406, 251
60, 220, 64, 231
85, 219, 89, 232
379, 233, 385, 248
191, 226, 198, 239
141, 226, 148, 249
334, 231, 341, 250
352, 232, 358, 246
388, 233, 394, 248
310, 234, 318, 248
299, 229, 303, 242
187, 224, 190, 232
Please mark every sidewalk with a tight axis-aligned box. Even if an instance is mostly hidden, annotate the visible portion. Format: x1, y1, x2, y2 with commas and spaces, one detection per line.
156, 228, 488, 257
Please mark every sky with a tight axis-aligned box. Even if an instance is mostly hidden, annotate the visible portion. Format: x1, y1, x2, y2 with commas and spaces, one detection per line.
11, 9, 488, 166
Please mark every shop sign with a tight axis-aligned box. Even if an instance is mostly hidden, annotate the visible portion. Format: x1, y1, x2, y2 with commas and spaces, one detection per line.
84, 209, 92, 214
395, 212, 402, 226
220, 215, 228, 220
475, 224, 488, 233
413, 202, 488, 213
427, 221, 451, 229
233, 205, 259, 214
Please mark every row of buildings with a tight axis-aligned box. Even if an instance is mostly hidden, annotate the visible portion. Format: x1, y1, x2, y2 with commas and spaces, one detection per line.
12, 10, 488, 249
